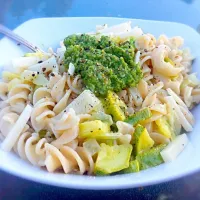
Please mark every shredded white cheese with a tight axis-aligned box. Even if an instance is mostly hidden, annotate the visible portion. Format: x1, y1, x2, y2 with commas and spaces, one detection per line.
161, 133, 188, 162
1, 104, 33, 151
68, 63, 75, 76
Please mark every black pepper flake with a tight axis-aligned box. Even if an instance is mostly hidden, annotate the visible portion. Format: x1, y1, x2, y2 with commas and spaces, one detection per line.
32, 74, 35, 77
64, 110, 66, 112
42, 68, 46, 72
38, 60, 43, 64
17, 43, 21, 46
50, 73, 55, 77
37, 72, 39, 74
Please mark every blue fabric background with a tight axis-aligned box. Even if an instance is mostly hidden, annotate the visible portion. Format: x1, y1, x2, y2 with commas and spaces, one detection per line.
0, 0, 200, 199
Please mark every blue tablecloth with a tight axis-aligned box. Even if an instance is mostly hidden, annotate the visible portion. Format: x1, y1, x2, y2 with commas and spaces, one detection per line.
0, 0, 200, 199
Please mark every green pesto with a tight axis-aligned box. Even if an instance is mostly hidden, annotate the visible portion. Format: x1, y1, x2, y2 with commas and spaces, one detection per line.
136, 144, 166, 170
64, 34, 143, 96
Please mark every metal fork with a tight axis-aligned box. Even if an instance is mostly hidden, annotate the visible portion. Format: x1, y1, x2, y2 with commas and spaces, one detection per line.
0, 24, 45, 53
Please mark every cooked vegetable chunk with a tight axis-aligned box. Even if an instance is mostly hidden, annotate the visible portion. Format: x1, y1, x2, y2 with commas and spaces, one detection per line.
103, 91, 127, 121
65, 90, 101, 114
91, 111, 113, 125
125, 108, 152, 126
167, 109, 181, 139
136, 144, 166, 170
155, 117, 173, 139
83, 139, 101, 156
79, 120, 110, 139
121, 160, 140, 173
95, 143, 133, 174
134, 124, 154, 154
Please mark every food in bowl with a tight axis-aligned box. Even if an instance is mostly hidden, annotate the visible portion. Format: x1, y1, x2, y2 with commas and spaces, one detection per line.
0, 21, 199, 175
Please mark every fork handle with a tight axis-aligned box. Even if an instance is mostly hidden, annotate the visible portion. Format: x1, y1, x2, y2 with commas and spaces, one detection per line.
0, 24, 45, 53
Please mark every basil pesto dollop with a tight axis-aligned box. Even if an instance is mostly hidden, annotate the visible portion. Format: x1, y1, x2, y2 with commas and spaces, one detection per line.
64, 34, 143, 96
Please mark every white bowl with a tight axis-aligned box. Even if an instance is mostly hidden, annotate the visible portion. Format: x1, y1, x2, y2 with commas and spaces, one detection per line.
0, 17, 200, 190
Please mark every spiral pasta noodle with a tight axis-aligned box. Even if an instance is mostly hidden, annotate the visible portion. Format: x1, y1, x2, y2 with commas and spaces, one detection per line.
50, 73, 67, 103
135, 33, 156, 51
13, 132, 47, 166
6, 83, 33, 113
0, 82, 8, 101
45, 143, 94, 175
31, 97, 55, 132
33, 87, 52, 105
50, 108, 80, 147
66, 73, 83, 95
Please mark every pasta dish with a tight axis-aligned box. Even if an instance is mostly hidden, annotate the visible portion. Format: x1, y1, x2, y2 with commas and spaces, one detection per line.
0, 21, 199, 175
